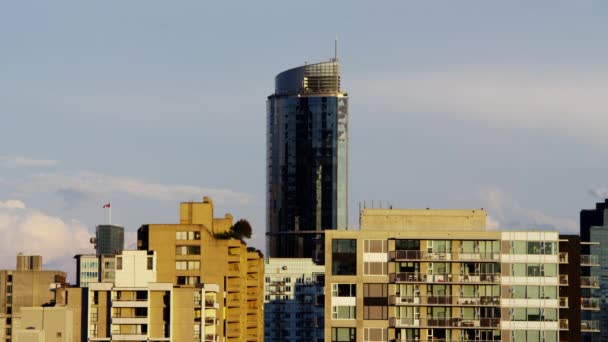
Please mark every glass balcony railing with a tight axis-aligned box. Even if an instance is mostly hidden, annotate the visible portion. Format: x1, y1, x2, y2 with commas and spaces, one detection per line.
389, 317, 499, 328
559, 319, 569, 330
581, 320, 600, 332
389, 295, 500, 306
390, 272, 500, 283
581, 255, 599, 266
558, 252, 568, 263
581, 276, 600, 288
581, 297, 600, 310
559, 274, 568, 285
390, 250, 499, 261
559, 297, 568, 308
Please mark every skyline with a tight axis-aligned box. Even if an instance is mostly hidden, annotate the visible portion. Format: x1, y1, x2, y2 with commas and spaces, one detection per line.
1, 1, 607, 277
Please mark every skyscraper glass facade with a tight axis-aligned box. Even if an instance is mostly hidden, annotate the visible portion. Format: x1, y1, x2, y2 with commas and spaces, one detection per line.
95, 224, 124, 255
267, 58, 348, 259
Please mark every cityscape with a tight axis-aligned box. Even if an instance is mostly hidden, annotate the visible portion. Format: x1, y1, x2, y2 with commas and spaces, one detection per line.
1, 2, 607, 342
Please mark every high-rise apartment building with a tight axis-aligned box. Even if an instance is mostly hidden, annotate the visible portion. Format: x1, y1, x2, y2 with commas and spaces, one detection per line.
580, 200, 606, 342
324, 208, 597, 342
137, 197, 264, 341
93, 224, 124, 255
0, 254, 67, 342
264, 258, 325, 341
266, 55, 349, 259
85, 250, 221, 342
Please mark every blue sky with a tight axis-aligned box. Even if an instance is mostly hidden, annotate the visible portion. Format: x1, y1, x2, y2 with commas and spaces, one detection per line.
0, 1, 607, 276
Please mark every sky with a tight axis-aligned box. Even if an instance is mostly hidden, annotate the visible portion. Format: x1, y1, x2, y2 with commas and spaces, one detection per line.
0, 1, 607, 279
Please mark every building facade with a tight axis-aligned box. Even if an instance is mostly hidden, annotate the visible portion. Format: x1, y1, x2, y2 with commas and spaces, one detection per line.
0, 255, 67, 342
74, 254, 117, 288
324, 208, 596, 342
93, 225, 124, 255
264, 258, 325, 341
13, 306, 73, 342
580, 200, 606, 342
137, 197, 264, 342
85, 250, 221, 342
266, 56, 349, 259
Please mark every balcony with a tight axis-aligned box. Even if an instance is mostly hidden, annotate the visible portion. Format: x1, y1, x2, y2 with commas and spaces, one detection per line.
581, 255, 599, 266
581, 298, 600, 311
559, 274, 568, 286
558, 252, 568, 263
559, 297, 568, 308
390, 272, 500, 284
390, 250, 500, 261
388, 317, 499, 328
581, 320, 600, 332
559, 319, 568, 330
581, 276, 600, 288
389, 295, 500, 306
458, 273, 500, 283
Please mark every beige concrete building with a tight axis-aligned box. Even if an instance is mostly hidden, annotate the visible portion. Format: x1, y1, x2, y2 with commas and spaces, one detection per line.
0, 255, 67, 342
13, 306, 73, 342
137, 197, 264, 342
85, 250, 221, 342
325, 208, 570, 342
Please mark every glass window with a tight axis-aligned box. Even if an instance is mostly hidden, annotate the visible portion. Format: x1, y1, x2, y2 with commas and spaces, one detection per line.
364, 262, 387, 275
332, 306, 356, 319
332, 284, 356, 297
395, 240, 420, 251
512, 241, 526, 254
332, 239, 356, 275
332, 327, 356, 342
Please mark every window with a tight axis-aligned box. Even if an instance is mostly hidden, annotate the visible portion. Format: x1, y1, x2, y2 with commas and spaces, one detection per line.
147, 257, 154, 270
175, 260, 201, 270
364, 328, 387, 341
364, 262, 387, 275
331, 306, 356, 319
176, 231, 201, 240
395, 239, 420, 251
364, 240, 387, 253
332, 239, 356, 275
363, 284, 388, 320
116, 257, 122, 270
176, 246, 201, 255
332, 327, 356, 342
332, 284, 356, 297
177, 276, 200, 285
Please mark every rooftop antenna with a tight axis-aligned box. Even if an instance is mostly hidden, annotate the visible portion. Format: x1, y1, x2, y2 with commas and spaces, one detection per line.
334, 36, 338, 61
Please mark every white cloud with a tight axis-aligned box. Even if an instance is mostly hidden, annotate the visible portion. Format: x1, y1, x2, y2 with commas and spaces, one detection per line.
589, 187, 608, 199
0, 200, 93, 270
0, 156, 59, 168
0, 199, 26, 210
353, 69, 608, 145
10, 171, 254, 205
478, 187, 577, 233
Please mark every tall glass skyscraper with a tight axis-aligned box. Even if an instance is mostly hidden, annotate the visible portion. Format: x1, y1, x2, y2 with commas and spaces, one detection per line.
266, 56, 348, 259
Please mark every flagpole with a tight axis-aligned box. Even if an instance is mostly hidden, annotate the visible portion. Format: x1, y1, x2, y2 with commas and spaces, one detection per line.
109, 206, 112, 225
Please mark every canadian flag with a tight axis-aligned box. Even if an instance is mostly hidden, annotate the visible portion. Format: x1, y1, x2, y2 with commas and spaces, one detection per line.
103, 203, 111, 208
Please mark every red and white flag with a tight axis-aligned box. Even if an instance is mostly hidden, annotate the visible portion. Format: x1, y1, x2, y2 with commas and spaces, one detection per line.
103, 203, 111, 208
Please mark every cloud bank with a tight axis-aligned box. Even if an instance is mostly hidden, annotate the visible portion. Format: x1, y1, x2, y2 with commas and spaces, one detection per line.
10, 171, 254, 205
0, 156, 59, 168
479, 187, 577, 233
0, 200, 93, 270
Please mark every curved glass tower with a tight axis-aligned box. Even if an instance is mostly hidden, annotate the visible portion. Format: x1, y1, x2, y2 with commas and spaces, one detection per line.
266, 57, 349, 259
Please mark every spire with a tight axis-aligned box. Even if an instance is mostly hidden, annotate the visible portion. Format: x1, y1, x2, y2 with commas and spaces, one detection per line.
334, 36, 338, 62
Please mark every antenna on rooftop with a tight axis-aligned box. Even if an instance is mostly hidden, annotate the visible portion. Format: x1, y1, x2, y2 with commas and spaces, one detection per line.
334, 36, 338, 61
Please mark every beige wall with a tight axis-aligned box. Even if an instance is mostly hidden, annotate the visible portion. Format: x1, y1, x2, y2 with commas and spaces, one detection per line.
138, 197, 264, 342
361, 208, 487, 231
